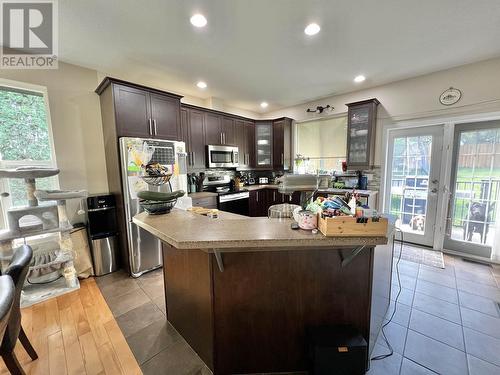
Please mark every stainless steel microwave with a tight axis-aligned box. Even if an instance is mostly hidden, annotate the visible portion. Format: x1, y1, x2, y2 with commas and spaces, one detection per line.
207, 145, 239, 168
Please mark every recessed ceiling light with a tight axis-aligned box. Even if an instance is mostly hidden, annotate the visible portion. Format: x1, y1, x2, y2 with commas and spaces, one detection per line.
196, 81, 207, 89
304, 23, 320, 36
260, 102, 268, 108
190, 14, 207, 28
354, 75, 366, 83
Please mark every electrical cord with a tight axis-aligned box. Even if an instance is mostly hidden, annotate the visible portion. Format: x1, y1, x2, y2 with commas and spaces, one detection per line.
371, 227, 404, 361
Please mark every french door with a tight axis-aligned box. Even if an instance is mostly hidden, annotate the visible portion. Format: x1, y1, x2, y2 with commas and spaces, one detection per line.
444, 121, 500, 258
385, 126, 443, 246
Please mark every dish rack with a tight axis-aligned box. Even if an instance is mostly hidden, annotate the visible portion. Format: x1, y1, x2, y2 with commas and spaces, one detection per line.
139, 199, 177, 215
140, 174, 172, 186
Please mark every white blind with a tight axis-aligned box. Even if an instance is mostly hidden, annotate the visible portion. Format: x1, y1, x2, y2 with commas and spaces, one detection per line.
296, 116, 347, 158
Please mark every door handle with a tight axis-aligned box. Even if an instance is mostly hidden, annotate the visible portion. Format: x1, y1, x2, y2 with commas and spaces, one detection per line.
192, 151, 196, 166
256, 191, 259, 202
220, 133, 223, 144
224, 133, 226, 144
153, 119, 158, 135
281, 153, 284, 165
273, 191, 276, 201
148, 119, 153, 135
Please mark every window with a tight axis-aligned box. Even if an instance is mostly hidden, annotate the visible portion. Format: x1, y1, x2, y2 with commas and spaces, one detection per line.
295, 115, 347, 173
0, 81, 57, 229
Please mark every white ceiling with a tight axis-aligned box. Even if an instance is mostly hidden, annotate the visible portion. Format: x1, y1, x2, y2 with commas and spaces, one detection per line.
60, 0, 500, 113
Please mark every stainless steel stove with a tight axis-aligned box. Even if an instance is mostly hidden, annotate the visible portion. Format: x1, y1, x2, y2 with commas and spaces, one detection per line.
203, 172, 250, 216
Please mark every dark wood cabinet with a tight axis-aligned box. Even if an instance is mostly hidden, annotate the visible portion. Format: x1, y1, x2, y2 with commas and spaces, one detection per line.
101, 78, 182, 140
346, 98, 379, 169
204, 113, 223, 145
221, 117, 235, 145
249, 188, 291, 217
150, 92, 181, 140
235, 119, 255, 168
246, 121, 256, 167
187, 109, 206, 170
272, 118, 293, 170
113, 84, 152, 137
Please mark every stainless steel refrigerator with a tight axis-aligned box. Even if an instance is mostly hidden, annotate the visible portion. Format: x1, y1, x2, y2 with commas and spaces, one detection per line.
119, 137, 188, 277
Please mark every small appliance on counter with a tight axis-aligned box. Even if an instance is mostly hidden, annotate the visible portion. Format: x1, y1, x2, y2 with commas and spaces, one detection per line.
259, 177, 269, 184
87, 194, 119, 276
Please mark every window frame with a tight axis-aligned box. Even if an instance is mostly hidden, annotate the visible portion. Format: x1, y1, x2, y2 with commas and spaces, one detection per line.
0, 78, 59, 229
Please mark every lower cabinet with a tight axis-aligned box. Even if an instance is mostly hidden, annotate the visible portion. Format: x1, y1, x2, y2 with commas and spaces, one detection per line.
249, 188, 298, 217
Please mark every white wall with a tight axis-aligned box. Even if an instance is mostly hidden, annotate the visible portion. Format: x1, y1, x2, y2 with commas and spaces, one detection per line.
266, 57, 500, 165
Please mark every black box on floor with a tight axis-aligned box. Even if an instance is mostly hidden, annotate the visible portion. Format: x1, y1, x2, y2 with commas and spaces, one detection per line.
308, 325, 368, 375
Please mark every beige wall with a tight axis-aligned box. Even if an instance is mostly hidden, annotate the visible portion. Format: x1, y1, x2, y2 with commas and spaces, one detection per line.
266, 57, 500, 165
0, 62, 107, 222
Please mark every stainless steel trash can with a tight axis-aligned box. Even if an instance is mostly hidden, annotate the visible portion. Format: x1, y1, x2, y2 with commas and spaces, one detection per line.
91, 235, 119, 276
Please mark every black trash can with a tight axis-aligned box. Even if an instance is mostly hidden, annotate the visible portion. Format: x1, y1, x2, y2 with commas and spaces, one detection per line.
308, 325, 368, 375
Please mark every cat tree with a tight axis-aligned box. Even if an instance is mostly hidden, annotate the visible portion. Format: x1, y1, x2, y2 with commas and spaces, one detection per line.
0, 167, 87, 307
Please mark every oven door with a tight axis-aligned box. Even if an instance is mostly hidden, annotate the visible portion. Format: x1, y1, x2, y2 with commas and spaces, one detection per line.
207, 145, 239, 168
218, 192, 249, 216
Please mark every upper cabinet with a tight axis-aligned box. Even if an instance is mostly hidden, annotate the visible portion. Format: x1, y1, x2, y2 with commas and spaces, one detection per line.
346, 98, 379, 169
149, 93, 181, 140
96, 77, 182, 140
113, 84, 151, 138
204, 113, 223, 145
255, 121, 273, 169
235, 119, 255, 168
272, 118, 293, 171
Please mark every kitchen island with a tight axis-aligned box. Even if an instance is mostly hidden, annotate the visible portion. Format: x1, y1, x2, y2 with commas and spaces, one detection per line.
133, 210, 394, 374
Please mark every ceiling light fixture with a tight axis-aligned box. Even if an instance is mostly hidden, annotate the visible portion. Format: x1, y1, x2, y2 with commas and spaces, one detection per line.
260, 102, 269, 108
190, 14, 207, 28
304, 23, 320, 36
196, 81, 207, 89
354, 75, 366, 83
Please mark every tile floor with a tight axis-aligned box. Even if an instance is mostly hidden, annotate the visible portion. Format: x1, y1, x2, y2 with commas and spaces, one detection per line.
95, 268, 211, 375
96, 248, 500, 375
369, 248, 500, 375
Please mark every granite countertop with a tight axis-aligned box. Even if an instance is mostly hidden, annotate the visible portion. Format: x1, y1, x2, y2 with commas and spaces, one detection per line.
133, 209, 388, 252
245, 184, 377, 196
188, 191, 218, 199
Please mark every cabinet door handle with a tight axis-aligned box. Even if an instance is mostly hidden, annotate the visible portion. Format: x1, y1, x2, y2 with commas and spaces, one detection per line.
256, 191, 259, 202
188, 152, 193, 166
148, 118, 153, 135
273, 191, 276, 201
223, 133, 226, 144
153, 119, 158, 135
220, 133, 223, 144
281, 153, 284, 165
192, 151, 196, 166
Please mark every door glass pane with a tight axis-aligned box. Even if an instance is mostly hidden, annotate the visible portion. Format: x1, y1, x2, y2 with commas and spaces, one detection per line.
256, 123, 271, 166
449, 128, 500, 246
389, 135, 432, 235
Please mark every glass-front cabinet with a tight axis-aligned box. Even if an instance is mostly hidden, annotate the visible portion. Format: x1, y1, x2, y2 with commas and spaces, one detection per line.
346, 98, 379, 169
255, 121, 273, 168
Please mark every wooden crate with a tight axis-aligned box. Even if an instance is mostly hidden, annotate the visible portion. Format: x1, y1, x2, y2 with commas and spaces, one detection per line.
318, 215, 388, 237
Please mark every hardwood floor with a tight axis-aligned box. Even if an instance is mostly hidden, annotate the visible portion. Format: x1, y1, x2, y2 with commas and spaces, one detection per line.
0, 278, 142, 375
